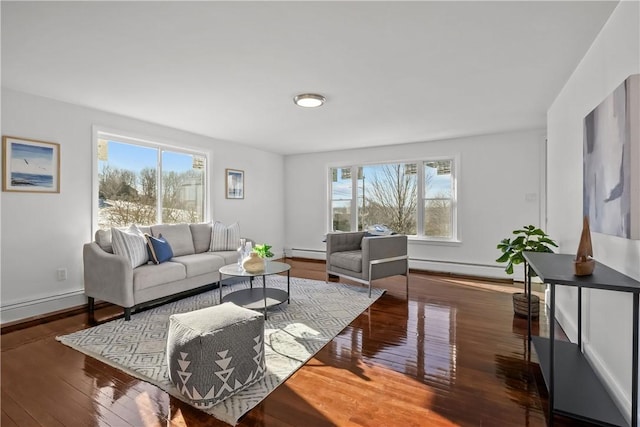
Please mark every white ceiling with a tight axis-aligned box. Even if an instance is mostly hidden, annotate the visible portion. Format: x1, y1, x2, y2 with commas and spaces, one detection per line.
1, 1, 617, 155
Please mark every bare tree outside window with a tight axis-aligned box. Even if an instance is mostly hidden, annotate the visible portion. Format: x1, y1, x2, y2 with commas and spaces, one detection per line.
424, 160, 453, 238
99, 164, 156, 227
359, 163, 417, 235
330, 167, 352, 231
97, 138, 206, 229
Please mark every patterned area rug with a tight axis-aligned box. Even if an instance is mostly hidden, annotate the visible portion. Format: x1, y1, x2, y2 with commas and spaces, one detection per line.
57, 276, 384, 425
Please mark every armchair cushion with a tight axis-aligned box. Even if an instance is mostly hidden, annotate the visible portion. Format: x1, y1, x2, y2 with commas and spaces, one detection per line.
329, 250, 363, 273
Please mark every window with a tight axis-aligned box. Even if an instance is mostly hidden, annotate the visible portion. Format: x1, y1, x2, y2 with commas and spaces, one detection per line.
329, 158, 457, 240
357, 163, 418, 235
330, 167, 352, 231
94, 130, 207, 230
424, 160, 454, 239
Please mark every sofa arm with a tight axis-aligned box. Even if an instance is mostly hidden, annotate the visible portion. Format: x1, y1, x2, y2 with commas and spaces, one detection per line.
83, 242, 135, 308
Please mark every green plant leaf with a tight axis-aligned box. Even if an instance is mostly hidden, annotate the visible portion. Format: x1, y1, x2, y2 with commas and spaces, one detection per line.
253, 243, 274, 258
538, 237, 558, 246
496, 253, 510, 263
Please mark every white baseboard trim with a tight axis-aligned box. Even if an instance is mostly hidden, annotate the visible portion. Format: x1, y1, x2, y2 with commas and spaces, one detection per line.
290, 249, 507, 279
583, 344, 632, 425
554, 300, 578, 343
289, 249, 325, 260
1, 290, 86, 324
553, 299, 631, 425
409, 258, 506, 279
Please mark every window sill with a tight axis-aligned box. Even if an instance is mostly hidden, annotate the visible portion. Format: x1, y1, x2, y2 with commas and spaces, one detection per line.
408, 237, 462, 246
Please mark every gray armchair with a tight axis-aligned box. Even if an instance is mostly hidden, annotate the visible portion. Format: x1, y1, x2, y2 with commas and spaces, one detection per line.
326, 231, 409, 297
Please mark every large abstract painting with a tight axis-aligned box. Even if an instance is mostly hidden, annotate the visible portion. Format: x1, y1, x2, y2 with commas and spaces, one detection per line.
583, 74, 639, 240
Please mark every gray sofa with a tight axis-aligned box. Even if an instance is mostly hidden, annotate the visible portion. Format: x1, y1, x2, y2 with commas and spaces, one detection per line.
83, 222, 242, 320
326, 231, 409, 297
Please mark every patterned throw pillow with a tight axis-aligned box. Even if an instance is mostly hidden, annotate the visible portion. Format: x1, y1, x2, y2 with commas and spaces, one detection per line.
145, 233, 174, 264
210, 222, 241, 251
111, 225, 149, 268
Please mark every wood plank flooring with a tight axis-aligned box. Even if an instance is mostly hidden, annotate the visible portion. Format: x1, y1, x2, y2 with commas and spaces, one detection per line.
2, 259, 598, 426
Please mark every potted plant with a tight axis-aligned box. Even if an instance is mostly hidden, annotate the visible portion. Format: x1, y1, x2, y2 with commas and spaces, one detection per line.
496, 225, 557, 318
253, 244, 274, 261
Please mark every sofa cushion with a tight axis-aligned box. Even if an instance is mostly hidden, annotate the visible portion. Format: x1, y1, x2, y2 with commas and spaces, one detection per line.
214, 250, 239, 265
145, 234, 174, 264
150, 223, 195, 257
111, 225, 149, 268
330, 250, 363, 273
210, 222, 240, 251
190, 223, 213, 253
133, 262, 186, 292
172, 253, 226, 278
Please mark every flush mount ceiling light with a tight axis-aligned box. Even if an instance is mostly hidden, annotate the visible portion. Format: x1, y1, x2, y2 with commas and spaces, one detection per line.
293, 93, 325, 108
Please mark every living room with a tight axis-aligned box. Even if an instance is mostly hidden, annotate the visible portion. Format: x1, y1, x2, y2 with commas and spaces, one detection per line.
2, 1, 639, 426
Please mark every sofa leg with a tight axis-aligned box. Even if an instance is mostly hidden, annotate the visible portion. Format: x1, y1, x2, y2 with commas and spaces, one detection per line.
87, 297, 95, 315
124, 307, 132, 321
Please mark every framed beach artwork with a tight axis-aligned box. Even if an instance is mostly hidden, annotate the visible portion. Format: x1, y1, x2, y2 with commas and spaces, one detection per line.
583, 74, 639, 240
225, 168, 244, 199
2, 136, 60, 193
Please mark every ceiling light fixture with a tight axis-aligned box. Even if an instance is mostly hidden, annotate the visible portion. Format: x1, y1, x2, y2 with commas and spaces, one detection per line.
294, 93, 325, 108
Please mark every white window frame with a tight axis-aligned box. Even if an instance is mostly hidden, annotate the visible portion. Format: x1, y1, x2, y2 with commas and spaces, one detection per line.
327, 156, 460, 243
91, 125, 211, 235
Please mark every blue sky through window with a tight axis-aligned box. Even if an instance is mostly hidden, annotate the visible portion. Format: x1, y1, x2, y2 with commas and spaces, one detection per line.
99, 140, 195, 173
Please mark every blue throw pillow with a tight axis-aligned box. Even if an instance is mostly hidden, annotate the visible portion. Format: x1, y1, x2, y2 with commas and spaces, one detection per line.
145, 233, 173, 264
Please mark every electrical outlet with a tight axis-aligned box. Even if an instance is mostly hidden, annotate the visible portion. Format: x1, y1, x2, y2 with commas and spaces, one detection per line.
57, 268, 67, 281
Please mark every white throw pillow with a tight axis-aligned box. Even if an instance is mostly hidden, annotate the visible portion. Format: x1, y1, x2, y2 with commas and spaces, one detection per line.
111, 225, 149, 268
210, 222, 240, 251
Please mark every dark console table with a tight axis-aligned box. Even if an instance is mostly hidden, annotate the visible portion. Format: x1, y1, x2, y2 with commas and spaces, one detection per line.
524, 252, 639, 427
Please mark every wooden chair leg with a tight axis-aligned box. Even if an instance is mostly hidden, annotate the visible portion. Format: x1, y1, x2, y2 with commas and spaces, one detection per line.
124, 307, 132, 321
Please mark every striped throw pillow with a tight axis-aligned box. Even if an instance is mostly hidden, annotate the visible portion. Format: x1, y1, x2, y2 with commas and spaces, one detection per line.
210, 222, 241, 251
111, 225, 149, 268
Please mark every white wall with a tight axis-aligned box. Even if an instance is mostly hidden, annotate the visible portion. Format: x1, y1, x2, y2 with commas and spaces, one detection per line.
547, 1, 640, 422
284, 129, 546, 279
0, 89, 285, 323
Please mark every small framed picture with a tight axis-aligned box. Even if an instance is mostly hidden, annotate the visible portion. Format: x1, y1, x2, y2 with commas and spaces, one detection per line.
225, 168, 244, 199
2, 136, 60, 193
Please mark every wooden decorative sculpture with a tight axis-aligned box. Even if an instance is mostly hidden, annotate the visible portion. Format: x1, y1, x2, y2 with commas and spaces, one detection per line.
574, 216, 595, 276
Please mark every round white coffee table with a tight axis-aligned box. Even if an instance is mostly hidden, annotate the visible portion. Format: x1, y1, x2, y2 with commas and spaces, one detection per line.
218, 261, 291, 319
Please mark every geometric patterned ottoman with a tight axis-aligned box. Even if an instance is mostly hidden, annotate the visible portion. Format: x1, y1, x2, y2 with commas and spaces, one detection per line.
166, 302, 266, 409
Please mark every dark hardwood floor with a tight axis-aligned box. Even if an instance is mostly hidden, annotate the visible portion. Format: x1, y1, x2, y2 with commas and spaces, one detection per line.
2, 259, 597, 426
